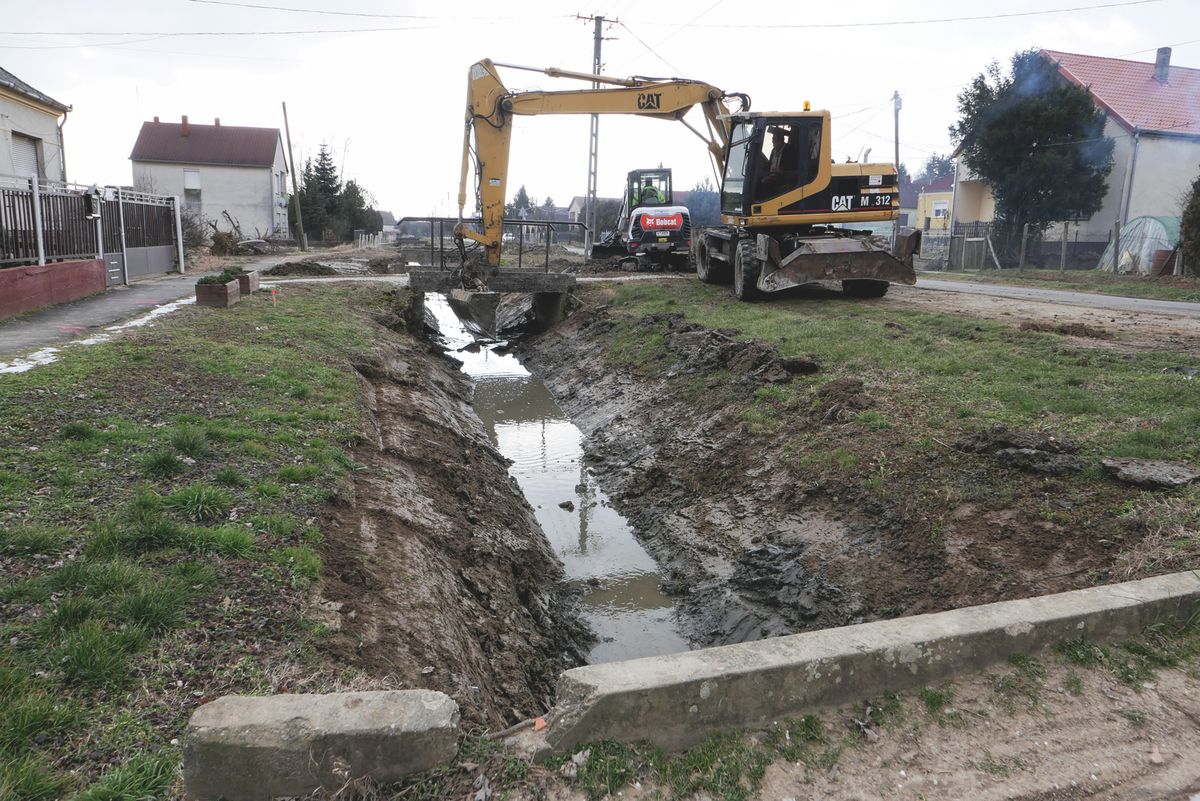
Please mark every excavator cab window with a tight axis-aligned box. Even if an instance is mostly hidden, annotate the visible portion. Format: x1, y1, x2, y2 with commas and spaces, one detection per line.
630, 170, 671, 208
753, 119, 822, 203
720, 122, 754, 215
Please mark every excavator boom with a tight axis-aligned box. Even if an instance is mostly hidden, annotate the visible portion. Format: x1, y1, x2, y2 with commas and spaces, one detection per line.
457, 59, 741, 267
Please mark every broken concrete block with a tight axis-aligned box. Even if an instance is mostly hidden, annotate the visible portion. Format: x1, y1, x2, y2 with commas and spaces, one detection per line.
183, 690, 459, 801
1102, 458, 1200, 489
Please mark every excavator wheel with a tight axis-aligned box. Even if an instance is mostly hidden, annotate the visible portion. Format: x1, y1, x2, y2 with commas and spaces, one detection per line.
841, 279, 890, 299
695, 237, 731, 285
733, 239, 764, 301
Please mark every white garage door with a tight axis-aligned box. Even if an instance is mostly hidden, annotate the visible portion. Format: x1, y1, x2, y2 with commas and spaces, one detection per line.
11, 134, 39, 178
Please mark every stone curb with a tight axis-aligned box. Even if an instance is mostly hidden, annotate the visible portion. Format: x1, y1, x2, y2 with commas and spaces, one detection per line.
183, 689, 459, 801
543, 571, 1200, 753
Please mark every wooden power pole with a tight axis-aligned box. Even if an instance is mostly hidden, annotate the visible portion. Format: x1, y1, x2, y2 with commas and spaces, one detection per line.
281, 101, 307, 251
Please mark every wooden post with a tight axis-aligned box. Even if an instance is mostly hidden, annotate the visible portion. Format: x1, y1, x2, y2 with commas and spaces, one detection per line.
1059, 221, 1068, 272
1112, 221, 1121, 272
1017, 222, 1029, 273
281, 102, 306, 251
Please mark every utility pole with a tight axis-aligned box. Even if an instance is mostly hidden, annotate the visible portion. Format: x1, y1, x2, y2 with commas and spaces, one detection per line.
892, 90, 901, 251
281, 101, 307, 251
892, 91, 901, 174
575, 13, 618, 257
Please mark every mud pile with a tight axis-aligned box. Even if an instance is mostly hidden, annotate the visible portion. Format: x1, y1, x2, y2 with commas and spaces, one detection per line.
317, 313, 588, 726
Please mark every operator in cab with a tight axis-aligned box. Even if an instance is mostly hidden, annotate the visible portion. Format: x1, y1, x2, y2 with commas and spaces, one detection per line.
633, 179, 666, 207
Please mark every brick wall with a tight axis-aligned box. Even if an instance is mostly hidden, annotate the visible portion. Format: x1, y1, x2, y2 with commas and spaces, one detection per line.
0, 260, 107, 320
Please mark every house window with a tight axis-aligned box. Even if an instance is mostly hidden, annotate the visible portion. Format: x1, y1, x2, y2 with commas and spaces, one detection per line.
11, 133, 40, 179
183, 169, 201, 190
933, 200, 949, 219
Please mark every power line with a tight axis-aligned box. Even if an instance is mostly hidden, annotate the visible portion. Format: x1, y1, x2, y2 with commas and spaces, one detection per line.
624, 0, 1163, 30
618, 22, 681, 75
183, 0, 433, 17
2, 24, 446, 36
624, 0, 724, 67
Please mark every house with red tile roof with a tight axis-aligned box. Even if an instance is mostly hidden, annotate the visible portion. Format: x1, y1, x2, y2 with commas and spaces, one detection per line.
952, 47, 1200, 240
130, 116, 290, 239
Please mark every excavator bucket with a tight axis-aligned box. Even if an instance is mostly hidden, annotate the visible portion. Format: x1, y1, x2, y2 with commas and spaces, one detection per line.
756, 230, 918, 293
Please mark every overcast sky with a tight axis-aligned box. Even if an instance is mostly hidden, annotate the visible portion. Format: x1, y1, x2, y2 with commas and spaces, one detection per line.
4, 0, 1197, 218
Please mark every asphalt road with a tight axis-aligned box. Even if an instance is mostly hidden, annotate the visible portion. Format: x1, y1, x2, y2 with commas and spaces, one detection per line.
915, 277, 1200, 318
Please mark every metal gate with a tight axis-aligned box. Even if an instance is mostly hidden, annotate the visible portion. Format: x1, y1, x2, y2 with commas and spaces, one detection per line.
1, 175, 182, 286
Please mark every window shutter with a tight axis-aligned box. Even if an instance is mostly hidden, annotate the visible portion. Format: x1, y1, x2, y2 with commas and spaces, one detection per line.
11, 134, 39, 178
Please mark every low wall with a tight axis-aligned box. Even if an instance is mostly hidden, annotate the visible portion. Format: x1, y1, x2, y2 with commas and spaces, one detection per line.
0, 260, 107, 320
543, 571, 1200, 753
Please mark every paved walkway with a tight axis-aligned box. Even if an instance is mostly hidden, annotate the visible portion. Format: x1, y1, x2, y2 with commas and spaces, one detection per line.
0, 255, 292, 359
916, 276, 1200, 318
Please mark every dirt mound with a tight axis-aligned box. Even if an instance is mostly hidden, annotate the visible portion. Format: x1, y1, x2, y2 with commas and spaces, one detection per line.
264, 260, 336, 276
647, 312, 820, 383
815, 377, 872, 422
1020, 320, 1111, 339
959, 426, 1083, 475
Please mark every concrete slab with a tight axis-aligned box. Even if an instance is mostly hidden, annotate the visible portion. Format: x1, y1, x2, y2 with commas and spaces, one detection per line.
542, 571, 1200, 754
410, 270, 575, 293
183, 689, 459, 801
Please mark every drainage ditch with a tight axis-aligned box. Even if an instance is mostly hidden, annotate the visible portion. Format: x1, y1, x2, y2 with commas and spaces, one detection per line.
426, 293, 690, 663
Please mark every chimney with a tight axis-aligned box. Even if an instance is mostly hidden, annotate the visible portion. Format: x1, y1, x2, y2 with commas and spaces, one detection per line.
181, 115, 190, 137
153, 115, 159, 123
1154, 46, 1171, 83
214, 117, 221, 126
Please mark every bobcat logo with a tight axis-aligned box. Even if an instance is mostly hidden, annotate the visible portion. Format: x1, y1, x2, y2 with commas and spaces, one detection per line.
831, 195, 853, 212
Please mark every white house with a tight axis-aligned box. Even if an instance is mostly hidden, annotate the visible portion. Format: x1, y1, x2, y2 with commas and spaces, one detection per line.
130, 116, 289, 238
0, 66, 70, 182
952, 47, 1200, 239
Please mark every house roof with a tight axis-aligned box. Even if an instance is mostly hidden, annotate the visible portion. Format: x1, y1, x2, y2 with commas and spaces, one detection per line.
1040, 48, 1200, 136
0, 66, 70, 113
379, 211, 397, 226
130, 120, 282, 167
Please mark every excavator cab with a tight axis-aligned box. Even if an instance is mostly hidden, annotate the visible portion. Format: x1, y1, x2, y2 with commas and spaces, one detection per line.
720, 115, 825, 216
627, 168, 673, 208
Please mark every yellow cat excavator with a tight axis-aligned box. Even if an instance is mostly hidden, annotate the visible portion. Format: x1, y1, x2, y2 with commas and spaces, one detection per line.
454, 59, 917, 300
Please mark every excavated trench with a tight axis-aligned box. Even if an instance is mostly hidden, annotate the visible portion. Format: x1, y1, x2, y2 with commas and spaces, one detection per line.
425, 293, 691, 663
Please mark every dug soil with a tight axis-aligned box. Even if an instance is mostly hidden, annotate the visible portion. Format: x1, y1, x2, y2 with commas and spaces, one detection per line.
317, 308, 589, 727
516, 291, 1184, 648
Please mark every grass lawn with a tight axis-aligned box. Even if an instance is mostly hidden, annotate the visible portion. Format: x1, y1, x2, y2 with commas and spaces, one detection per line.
924, 268, 1200, 302
0, 284, 402, 800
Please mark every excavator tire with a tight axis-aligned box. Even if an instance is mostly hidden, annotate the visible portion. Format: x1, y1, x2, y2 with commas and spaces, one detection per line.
695, 236, 731, 284
733, 239, 764, 301
841, 279, 890, 298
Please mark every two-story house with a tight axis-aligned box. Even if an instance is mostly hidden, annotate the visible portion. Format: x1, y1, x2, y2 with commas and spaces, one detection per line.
130, 116, 289, 239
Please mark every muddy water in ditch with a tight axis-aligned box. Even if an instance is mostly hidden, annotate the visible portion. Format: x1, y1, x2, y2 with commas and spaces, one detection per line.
426, 294, 690, 663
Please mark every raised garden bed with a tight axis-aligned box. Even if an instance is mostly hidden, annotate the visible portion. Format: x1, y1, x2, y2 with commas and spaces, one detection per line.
195, 273, 241, 308
236, 270, 260, 295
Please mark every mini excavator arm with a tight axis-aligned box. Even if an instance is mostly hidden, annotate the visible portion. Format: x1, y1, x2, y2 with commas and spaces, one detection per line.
456, 59, 746, 268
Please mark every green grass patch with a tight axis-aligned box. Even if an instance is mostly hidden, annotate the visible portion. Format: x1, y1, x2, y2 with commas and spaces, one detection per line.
273, 546, 321, 586
165, 483, 234, 522
139, 449, 185, 479
74, 754, 175, 801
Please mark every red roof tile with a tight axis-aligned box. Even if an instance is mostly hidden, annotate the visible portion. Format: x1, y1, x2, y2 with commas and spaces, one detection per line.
129, 121, 280, 167
1040, 49, 1200, 136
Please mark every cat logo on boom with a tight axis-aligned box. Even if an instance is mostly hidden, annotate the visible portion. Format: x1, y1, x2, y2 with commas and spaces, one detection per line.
637, 92, 663, 110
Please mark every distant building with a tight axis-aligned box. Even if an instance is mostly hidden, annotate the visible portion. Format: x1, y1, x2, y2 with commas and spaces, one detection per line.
567, 195, 621, 223
0, 66, 70, 182
952, 46, 1200, 238
914, 174, 955, 231
130, 116, 289, 238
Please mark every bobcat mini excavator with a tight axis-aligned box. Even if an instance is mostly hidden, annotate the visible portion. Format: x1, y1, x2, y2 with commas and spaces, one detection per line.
454, 59, 917, 301
591, 167, 693, 270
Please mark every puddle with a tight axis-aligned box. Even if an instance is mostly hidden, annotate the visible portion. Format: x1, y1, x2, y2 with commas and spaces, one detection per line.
426, 293, 690, 663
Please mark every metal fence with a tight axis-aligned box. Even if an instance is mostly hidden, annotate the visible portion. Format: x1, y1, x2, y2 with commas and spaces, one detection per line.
936, 221, 1112, 271
0, 175, 183, 285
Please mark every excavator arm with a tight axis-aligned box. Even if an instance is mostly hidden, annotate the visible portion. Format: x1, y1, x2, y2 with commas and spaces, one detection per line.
456, 59, 746, 268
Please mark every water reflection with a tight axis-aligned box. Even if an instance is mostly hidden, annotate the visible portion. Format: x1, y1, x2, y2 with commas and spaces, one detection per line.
425, 293, 689, 663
